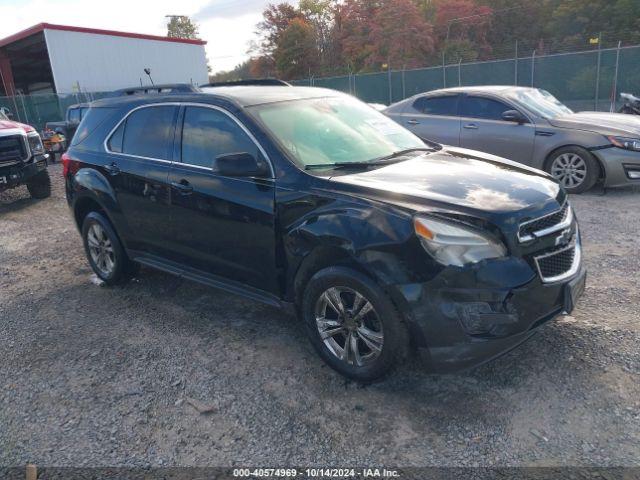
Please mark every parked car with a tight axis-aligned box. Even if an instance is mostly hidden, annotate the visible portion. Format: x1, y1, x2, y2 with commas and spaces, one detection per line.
384, 86, 640, 193
45, 103, 90, 146
619, 92, 640, 115
0, 108, 51, 198
63, 86, 585, 381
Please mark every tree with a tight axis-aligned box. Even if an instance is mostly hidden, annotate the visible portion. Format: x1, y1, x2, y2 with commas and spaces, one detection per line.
166, 15, 200, 39
299, 0, 335, 72
334, 0, 378, 72
249, 56, 277, 78
274, 18, 319, 79
368, 0, 435, 69
476, 0, 551, 55
432, 0, 493, 61
254, 3, 303, 57
546, 0, 640, 47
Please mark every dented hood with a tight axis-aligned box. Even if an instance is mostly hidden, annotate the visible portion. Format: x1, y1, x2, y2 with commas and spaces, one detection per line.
329, 147, 562, 216
548, 111, 640, 137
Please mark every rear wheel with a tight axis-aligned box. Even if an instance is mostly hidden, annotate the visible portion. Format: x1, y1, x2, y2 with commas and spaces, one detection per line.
301, 267, 408, 382
82, 212, 134, 285
546, 146, 599, 194
26, 169, 51, 199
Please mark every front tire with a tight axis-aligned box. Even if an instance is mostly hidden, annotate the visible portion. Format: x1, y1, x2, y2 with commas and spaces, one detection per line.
301, 267, 408, 382
26, 169, 51, 199
82, 212, 133, 286
546, 146, 599, 194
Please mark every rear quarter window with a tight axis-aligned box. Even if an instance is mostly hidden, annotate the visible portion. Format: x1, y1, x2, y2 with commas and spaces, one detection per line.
71, 107, 116, 147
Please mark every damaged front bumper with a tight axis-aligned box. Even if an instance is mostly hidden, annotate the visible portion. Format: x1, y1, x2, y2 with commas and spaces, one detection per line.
390, 255, 586, 372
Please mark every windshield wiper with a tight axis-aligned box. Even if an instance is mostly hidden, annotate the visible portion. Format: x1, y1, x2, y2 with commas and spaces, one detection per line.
305, 161, 389, 170
370, 147, 434, 163
305, 148, 434, 171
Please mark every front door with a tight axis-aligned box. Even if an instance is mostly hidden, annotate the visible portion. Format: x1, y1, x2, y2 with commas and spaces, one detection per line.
459, 95, 535, 164
167, 105, 278, 294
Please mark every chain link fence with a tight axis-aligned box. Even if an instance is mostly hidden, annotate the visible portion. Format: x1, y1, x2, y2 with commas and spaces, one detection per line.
293, 44, 640, 112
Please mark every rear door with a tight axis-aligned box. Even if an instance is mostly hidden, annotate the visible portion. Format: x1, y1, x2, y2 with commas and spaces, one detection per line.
167, 104, 278, 294
396, 94, 461, 146
459, 95, 535, 163
103, 104, 178, 257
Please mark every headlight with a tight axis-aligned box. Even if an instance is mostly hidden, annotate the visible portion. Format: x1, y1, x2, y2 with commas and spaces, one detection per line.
608, 135, 640, 152
414, 216, 507, 267
27, 133, 45, 155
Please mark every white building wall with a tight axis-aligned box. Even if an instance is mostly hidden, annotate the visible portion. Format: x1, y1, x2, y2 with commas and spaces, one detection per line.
44, 29, 208, 94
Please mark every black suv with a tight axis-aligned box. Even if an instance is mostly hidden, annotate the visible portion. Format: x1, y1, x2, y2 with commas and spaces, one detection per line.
64, 86, 586, 380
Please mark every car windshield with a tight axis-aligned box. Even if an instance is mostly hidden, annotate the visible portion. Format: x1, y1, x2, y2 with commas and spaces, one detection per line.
248, 95, 425, 168
507, 89, 573, 118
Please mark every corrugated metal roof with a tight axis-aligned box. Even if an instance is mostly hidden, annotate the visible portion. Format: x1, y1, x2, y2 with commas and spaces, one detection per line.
0, 23, 207, 49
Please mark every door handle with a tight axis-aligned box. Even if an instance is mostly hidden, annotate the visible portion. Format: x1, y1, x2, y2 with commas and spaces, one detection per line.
171, 180, 193, 195
463, 123, 479, 130
104, 162, 120, 176
407, 119, 420, 125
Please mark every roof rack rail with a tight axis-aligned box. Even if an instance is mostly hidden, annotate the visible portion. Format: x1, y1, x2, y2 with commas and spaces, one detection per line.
201, 78, 291, 88
114, 84, 201, 96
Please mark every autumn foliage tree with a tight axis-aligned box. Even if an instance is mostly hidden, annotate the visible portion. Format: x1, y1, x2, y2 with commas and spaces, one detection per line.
433, 0, 493, 62
226, 0, 640, 80
368, 0, 435, 69
274, 18, 319, 79
334, 0, 378, 73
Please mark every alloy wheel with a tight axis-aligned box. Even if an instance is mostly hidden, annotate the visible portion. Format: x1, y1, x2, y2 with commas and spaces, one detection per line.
87, 223, 116, 277
551, 153, 587, 189
314, 286, 384, 367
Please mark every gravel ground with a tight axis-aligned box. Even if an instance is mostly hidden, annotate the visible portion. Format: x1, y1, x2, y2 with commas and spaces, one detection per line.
1, 163, 639, 468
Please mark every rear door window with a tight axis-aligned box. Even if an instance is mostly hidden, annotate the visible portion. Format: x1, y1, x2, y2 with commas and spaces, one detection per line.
460, 96, 515, 121
412, 95, 459, 116
118, 105, 178, 160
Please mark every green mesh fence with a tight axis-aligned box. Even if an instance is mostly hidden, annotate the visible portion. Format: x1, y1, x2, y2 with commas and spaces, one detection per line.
292, 45, 640, 112
0, 92, 111, 131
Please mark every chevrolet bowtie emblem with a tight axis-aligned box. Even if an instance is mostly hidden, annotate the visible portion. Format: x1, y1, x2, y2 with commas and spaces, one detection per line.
555, 228, 572, 247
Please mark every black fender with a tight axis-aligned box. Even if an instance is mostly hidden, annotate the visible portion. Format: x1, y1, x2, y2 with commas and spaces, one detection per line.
282, 197, 424, 303
70, 168, 129, 244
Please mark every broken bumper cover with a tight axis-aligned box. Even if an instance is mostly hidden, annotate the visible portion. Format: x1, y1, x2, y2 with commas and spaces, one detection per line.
0, 156, 48, 191
593, 147, 640, 187
390, 257, 587, 372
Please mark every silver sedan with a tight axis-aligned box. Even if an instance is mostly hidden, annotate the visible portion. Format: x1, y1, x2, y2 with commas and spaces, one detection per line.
384, 86, 640, 193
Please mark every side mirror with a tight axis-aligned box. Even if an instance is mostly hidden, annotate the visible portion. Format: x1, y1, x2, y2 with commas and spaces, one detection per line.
212, 152, 270, 177
502, 110, 527, 124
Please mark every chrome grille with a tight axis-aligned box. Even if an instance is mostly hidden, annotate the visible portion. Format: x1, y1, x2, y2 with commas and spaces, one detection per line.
0, 134, 28, 166
518, 202, 572, 242
534, 236, 581, 283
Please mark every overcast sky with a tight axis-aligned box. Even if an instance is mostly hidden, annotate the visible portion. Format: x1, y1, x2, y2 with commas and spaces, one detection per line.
0, 0, 296, 73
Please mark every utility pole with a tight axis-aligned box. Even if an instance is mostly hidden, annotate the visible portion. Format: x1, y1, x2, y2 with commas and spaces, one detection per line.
594, 32, 602, 110
611, 41, 622, 112
514, 40, 518, 85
